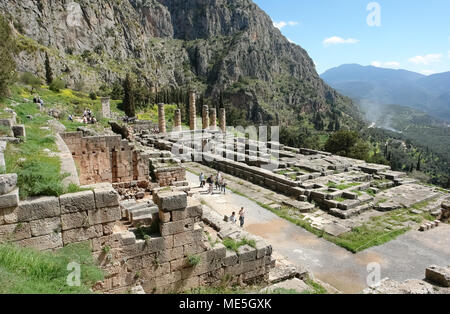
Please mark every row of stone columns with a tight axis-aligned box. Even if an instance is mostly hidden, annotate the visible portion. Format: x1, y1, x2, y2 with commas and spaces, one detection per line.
157, 91, 226, 133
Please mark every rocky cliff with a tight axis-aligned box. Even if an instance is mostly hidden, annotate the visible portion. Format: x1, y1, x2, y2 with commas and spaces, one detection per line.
0, 0, 360, 127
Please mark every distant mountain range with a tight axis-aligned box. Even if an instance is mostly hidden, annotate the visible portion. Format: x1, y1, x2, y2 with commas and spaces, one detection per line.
321, 64, 450, 122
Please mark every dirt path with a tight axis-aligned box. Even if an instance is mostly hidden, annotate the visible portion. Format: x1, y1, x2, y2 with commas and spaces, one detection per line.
186, 169, 450, 293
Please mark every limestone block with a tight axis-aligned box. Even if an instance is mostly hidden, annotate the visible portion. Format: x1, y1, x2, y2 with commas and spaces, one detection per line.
187, 203, 203, 219
103, 222, 116, 235
223, 250, 239, 267
156, 191, 187, 212
0, 206, 18, 224
156, 246, 184, 263
0, 174, 17, 195
88, 206, 121, 225
160, 218, 193, 237
171, 209, 187, 222
30, 217, 61, 237
159, 211, 171, 223
60, 191, 95, 214
0, 222, 31, 241
15, 232, 63, 251
120, 231, 136, 246
0, 188, 19, 209
426, 266, 450, 287
62, 224, 103, 245
61, 212, 89, 231
237, 244, 257, 262
141, 262, 171, 279
17, 196, 60, 222
205, 243, 226, 261
94, 188, 119, 209
170, 258, 189, 272
173, 231, 195, 248
91, 234, 122, 252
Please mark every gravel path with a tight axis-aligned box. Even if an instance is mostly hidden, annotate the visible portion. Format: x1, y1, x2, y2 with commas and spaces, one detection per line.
186, 169, 450, 293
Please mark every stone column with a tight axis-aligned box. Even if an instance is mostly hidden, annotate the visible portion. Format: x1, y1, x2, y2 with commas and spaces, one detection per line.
173, 109, 182, 132
219, 108, 226, 133
189, 91, 196, 131
158, 103, 166, 134
101, 97, 111, 119
210, 108, 217, 131
202, 105, 209, 130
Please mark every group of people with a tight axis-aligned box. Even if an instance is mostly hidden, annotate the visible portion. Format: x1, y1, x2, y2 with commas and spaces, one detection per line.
199, 172, 227, 195
82, 108, 97, 124
230, 207, 245, 228
33, 95, 44, 107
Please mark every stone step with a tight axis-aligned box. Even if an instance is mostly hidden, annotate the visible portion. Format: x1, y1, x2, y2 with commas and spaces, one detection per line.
330, 203, 373, 219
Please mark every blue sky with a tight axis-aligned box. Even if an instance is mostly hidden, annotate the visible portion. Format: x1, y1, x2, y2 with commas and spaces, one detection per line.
254, 0, 450, 75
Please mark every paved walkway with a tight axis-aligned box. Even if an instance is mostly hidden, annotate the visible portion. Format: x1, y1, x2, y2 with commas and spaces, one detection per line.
186, 170, 450, 293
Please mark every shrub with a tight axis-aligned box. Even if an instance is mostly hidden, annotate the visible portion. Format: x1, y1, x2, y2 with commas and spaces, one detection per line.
49, 78, 65, 92
19, 72, 42, 88
89, 91, 97, 100
188, 255, 201, 267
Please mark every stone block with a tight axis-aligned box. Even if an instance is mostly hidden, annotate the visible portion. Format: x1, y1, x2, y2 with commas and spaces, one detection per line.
91, 234, 122, 252
61, 212, 89, 231
60, 191, 95, 214
187, 204, 203, 219
223, 250, 239, 267
173, 231, 195, 248
88, 206, 121, 225
30, 217, 62, 237
156, 191, 187, 212
62, 224, 103, 245
94, 188, 119, 209
0, 174, 17, 195
426, 266, 450, 287
0, 188, 19, 209
120, 231, 137, 246
0, 206, 18, 224
160, 218, 193, 236
237, 244, 257, 262
0, 222, 31, 241
171, 210, 188, 221
17, 196, 60, 222
15, 233, 63, 251
159, 211, 171, 223
206, 243, 226, 261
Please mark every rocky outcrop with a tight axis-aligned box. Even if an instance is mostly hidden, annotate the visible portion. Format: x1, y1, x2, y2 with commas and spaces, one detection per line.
0, 0, 360, 127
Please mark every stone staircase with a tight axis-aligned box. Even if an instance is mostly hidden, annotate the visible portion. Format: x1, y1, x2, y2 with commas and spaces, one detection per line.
120, 199, 159, 227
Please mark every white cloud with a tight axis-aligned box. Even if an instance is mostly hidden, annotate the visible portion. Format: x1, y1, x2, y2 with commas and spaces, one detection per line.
273, 21, 287, 30
448, 50, 450, 58
273, 20, 299, 30
408, 53, 443, 65
371, 61, 400, 69
323, 36, 359, 46
420, 70, 437, 75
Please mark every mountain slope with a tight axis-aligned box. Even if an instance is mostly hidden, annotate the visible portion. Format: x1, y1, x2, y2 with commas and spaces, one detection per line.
321, 64, 450, 121
0, 0, 361, 129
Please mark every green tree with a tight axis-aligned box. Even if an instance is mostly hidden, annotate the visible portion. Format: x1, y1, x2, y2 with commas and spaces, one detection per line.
325, 130, 359, 156
122, 73, 135, 117
0, 15, 17, 99
44, 52, 53, 85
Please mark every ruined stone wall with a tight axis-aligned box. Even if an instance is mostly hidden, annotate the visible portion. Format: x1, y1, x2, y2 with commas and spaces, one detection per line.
95, 191, 273, 294
1, 177, 273, 294
0, 183, 121, 251
155, 168, 186, 187
60, 132, 149, 185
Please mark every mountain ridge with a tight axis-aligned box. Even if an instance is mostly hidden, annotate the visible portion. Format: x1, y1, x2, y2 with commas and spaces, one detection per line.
0, 0, 361, 129
321, 64, 450, 122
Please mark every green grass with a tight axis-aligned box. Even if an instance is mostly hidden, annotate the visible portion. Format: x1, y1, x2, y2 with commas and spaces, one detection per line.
222, 237, 256, 252
0, 242, 104, 294
327, 182, 361, 190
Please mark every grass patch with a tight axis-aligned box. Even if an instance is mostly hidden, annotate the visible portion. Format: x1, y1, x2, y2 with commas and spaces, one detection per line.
0, 242, 103, 294
222, 237, 256, 252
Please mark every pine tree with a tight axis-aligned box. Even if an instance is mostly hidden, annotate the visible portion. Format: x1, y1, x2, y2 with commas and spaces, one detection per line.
45, 52, 53, 85
0, 15, 17, 98
416, 154, 422, 171
122, 74, 135, 118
